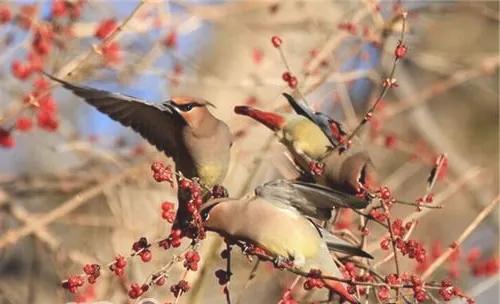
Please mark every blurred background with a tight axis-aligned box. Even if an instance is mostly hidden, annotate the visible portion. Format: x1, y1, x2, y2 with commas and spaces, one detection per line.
0, 0, 498, 303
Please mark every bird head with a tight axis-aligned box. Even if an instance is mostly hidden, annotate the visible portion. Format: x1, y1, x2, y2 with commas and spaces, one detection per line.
163, 96, 216, 128
341, 153, 380, 194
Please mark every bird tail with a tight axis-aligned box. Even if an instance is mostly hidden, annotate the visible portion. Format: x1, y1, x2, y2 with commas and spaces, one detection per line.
322, 279, 360, 304
234, 106, 285, 131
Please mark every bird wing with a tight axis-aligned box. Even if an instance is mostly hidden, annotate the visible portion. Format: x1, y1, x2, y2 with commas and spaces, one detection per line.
309, 220, 373, 259
282, 93, 343, 148
282, 92, 317, 122
256, 179, 368, 220
290, 180, 369, 209
43, 72, 185, 161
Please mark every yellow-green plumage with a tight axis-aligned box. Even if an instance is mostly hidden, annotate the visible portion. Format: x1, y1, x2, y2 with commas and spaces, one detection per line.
282, 115, 331, 159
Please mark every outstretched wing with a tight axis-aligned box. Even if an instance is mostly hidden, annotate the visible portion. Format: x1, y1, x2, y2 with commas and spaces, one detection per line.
44, 72, 185, 161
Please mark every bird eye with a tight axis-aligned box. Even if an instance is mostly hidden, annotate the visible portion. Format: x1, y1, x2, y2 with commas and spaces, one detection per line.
177, 103, 195, 112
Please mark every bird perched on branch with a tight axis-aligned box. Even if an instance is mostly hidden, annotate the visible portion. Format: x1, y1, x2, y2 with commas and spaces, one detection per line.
202, 180, 372, 304
234, 94, 379, 195
43, 72, 233, 188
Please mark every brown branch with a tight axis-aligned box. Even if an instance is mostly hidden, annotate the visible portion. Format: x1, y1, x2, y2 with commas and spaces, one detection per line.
0, 160, 148, 250
381, 202, 401, 301
421, 194, 500, 280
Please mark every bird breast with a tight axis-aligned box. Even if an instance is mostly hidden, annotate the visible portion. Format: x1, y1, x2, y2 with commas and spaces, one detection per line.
282, 116, 331, 159
207, 197, 322, 261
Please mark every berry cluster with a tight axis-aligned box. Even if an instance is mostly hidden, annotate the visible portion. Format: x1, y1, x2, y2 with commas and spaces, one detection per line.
395, 238, 427, 263
177, 177, 206, 240
183, 250, 201, 271
82, 264, 101, 284
303, 269, 324, 290
132, 237, 152, 263
161, 201, 176, 223
62, 275, 85, 294
281, 72, 298, 89
128, 282, 149, 299
151, 162, 175, 186
159, 228, 182, 249
170, 280, 190, 297
109, 255, 127, 277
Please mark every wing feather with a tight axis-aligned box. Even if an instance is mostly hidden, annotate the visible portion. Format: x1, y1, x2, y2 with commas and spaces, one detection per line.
44, 72, 184, 161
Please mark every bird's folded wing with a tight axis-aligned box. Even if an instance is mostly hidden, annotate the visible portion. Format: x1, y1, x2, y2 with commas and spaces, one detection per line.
43, 72, 183, 160
282, 93, 316, 122
290, 180, 369, 210
311, 221, 373, 259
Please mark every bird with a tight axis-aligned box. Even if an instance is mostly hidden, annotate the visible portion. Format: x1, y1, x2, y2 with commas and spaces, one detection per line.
281, 92, 347, 150
43, 72, 233, 188
234, 98, 379, 195
201, 180, 372, 304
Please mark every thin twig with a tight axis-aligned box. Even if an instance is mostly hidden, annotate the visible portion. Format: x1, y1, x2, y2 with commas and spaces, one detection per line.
0, 161, 149, 249
421, 194, 500, 280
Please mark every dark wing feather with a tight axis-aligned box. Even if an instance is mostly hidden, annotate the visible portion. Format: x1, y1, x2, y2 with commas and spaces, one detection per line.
309, 220, 373, 259
43, 72, 183, 160
282, 93, 339, 147
290, 180, 369, 209
256, 179, 368, 221
282, 93, 317, 121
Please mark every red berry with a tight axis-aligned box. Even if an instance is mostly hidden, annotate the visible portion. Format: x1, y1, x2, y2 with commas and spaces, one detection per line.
380, 187, 391, 200
288, 76, 298, 88
380, 238, 391, 250
156, 276, 165, 286
15, 116, 33, 132
179, 178, 192, 190
51, 0, 67, 17
252, 48, 263, 64
0, 129, 14, 148
95, 19, 117, 40
0, 7, 12, 24
139, 250, 153, 263
171, 237, 181, 248
395, 42, 408, 59
163, 31, 177, 48
282, 72, 291, 82
271, 35, 282, 48
101, 41, 121, 65
114, 267, 124, 277
11, 61, 31, 80
384, 134, 397, 149
171, 229, 182, 238
162, 201, 174, 211
378, 286, 389, 300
